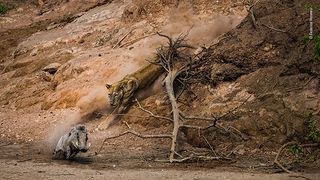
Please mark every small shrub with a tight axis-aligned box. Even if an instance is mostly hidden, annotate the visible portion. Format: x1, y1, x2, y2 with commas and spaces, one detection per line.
0, 3, 8, 15
288, 144, 304, 154
305, 112, 320, 142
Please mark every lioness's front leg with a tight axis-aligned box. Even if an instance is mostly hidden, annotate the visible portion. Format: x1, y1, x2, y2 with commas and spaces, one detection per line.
117, 98, 130, 114
117, 79, 137, 114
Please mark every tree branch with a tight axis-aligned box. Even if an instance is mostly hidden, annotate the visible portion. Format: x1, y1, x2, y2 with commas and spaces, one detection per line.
96, 129, 172, 155
135, 99, 173, 122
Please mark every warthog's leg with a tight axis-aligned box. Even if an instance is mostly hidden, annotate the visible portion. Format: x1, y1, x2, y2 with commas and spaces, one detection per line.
69, 151, 78, 159
65, 146, 72, 160
52, 150, 64, 159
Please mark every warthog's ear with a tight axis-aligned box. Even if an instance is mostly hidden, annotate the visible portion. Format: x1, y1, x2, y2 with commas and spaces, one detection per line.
106, 84, 112, 89
76, 125, 86, 131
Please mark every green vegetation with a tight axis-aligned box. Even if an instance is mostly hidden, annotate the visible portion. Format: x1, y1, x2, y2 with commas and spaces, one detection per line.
304, 3, 320, 11
287, 112, 320, 162
305, 112, 320, 142
0, 3, 8, 15
288, 144, 304, 154
304, 35, 320, 61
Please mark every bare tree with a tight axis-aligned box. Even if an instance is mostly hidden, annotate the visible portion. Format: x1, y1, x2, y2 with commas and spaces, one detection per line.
98, 32, 250, 162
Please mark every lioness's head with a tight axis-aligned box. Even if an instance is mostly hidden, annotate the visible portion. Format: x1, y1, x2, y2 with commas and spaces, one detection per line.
106, 83, 123, 107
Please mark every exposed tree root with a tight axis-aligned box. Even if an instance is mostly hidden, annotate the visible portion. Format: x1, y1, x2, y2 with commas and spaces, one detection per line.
274, 141, 297, 174
274, 141, 319, 180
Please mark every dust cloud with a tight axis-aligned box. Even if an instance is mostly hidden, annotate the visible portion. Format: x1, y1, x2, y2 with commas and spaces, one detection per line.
47, 86, 110, 149
161, 5, 244, 46
127, 4, 244, 70
76, 86, 111, 116
46, 110, 81, 150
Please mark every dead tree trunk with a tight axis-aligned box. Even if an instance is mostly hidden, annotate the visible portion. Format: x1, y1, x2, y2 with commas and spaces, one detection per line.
165, 69, 181, 162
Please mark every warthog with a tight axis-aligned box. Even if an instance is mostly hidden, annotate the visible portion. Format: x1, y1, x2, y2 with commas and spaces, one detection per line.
53, 124, 90, 160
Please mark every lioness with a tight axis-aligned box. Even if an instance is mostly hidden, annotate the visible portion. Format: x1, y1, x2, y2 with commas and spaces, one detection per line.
106, 60, 164, 116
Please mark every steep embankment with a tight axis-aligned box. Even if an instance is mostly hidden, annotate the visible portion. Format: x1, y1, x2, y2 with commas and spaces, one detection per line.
178, 0, 320, 164
190, 0, 320, 147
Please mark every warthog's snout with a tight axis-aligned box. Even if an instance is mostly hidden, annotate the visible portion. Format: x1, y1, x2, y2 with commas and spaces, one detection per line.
80, 148, 88, 152
80, 143, 90, 152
